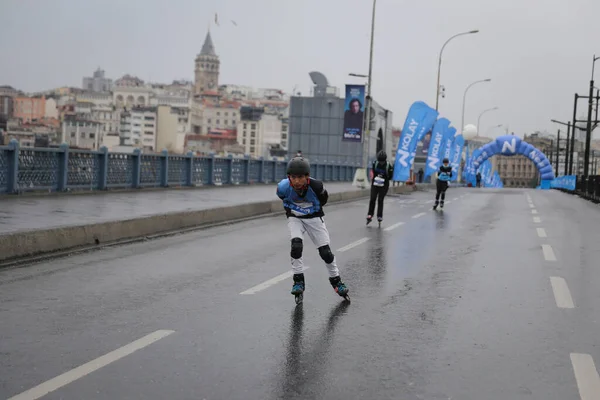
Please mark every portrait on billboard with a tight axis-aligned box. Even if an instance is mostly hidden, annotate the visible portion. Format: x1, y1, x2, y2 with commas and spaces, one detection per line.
342, 84, 365, 142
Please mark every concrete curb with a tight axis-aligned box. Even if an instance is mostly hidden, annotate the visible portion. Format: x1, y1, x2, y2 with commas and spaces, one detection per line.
0, 185, 413, 264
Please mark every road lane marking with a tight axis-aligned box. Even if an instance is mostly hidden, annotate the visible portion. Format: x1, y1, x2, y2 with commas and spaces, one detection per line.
337, 237, 370, 252
240, 269, 309, 295
453, 197, 458, 201
537, 228, 547, 238
384, 222, 405, 231
550, 277, 575, 308
570, 353, 600, 400
533, 216, 541, 223
542, 244, 556, 261
412, 212, 426, 219
529, 203, 535, 208
426, 200, 434, 203
7, 330, 175, 400
531, 209, 538, 214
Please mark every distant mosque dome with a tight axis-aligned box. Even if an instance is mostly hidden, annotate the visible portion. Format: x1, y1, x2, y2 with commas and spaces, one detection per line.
463, 124, 477, 139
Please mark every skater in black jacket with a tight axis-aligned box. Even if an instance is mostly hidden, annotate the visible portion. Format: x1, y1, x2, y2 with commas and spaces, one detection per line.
367, 150, 394, 225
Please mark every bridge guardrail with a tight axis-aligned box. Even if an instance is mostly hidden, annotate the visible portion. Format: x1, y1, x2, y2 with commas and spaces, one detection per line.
0, 139, 359, 195
551, 175, 600, 203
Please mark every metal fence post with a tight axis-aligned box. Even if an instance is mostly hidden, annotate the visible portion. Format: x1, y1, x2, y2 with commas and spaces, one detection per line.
160, 149, 169, 187
186, 151, 194, 186
98, 146, 109, 190
57, 143, 69, 191
244, 154, 250, 184
132, 149, 142, 188
259, 157, 265, 183
6, 139, 19, 194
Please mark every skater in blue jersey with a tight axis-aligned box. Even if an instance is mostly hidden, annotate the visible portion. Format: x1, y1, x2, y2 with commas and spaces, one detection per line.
276, 156, 349, 302
433, 158, 452, 210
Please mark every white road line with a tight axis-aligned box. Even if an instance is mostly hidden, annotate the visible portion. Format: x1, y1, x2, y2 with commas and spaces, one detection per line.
529, 203, 535, 208
533, 216, 541, 223
337, 237, 370, 252
240, 269, 308, 295
570, 353, 600, 400
426, 200, 434, 203
542, 244, 557, 261
412, 212, 426, 219
536, 228, 547, 238
549, 277, 575, 309
531, 209, 538, 214
7, 330, 175, 400
384, 221, 405, 231
453, 197, 458, 201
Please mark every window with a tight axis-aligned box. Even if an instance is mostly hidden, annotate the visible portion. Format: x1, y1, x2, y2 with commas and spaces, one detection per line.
216, 120, 220, 125
217, 112, 220, 116
251, 131, 256, 138
225, 112, 229, 116
243, 123, 247, 129
251, 123, 256, 129
250, 146, 255, 153
250, 139, 255, 145
225, 120, 228, 125
232, 120, 236, 125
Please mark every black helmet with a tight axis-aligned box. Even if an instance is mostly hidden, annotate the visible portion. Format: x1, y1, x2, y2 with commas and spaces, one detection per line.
377, 150, 387, 162
287, 156, 310, 176
442, 158, 449, 164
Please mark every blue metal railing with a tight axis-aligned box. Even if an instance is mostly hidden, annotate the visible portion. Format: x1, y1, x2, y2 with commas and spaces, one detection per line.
0, 139, 359, 194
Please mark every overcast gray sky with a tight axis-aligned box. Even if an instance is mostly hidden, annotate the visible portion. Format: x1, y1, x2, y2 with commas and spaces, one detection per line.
1, 0, 599, 138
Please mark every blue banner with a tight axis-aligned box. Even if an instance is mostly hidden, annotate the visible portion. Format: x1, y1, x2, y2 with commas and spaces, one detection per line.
342, 84, 365, 142
393, 101, 439, 181
462, 145, 470, 182
550, 175, 576, 191
450, 134, 464, 182
441, 126, 457, 162
424, 118, 450, 179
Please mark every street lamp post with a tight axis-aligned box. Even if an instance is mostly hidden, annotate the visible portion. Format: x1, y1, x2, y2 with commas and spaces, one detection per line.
584, 54, 600, 176
485, 124, 502, 136
361, 0, 377, 173
435, 29, 480, 111
461, 78, 491, 134
476, 107, 499, 136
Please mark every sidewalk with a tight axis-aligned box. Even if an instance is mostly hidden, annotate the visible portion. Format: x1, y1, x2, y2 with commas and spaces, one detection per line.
0, 183, 363, 234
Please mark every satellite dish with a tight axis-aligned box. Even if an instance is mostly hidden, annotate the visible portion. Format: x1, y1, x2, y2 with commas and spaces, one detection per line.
309, 71, 329, 87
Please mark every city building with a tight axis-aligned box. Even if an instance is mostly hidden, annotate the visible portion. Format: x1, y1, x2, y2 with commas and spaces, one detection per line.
156, 105, 189, 153
119, 106, 157, 151
1, 95, 14, 119
194, 31, 220, 96
61, 121, 102, 149
82, 68, 113, 92
287, 71, 393, 166
236, 106, 288, 158
185, 130, 238, 155
13, 97, 46, 123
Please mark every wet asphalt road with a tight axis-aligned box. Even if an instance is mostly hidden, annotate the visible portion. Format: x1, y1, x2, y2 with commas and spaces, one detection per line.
1, 187, 599, 399
0, 183, 359, 234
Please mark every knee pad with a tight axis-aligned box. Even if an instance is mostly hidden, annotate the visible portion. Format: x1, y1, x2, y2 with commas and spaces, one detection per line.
290, 238, 303, 259
318, 245, 335, 264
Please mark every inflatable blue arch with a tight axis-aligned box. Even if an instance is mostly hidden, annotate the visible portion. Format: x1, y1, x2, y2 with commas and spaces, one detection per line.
471, 135, 555, 189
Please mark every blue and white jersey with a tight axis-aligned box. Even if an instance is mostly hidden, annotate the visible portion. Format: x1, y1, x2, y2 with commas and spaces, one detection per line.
276, 177, 328, 218
437, 165, 453, 182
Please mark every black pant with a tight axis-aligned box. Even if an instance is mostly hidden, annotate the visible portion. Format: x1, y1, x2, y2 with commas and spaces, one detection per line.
435, 180, 448, 205
368, 185, 388, 219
